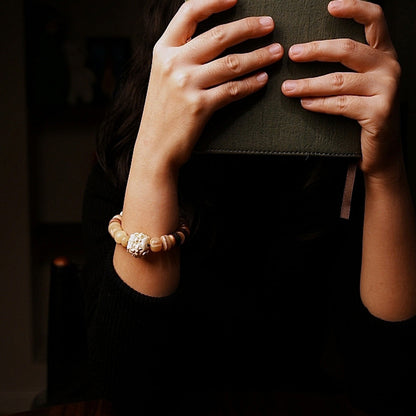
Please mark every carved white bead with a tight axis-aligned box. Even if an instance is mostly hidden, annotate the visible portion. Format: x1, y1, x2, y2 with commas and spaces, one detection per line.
127, 232, 151, 257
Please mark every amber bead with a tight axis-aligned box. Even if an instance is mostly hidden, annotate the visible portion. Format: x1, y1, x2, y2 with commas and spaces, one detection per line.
150, 237, 163, 252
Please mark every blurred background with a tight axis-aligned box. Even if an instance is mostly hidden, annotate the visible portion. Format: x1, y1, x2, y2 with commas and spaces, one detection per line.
0, 0, 415, 414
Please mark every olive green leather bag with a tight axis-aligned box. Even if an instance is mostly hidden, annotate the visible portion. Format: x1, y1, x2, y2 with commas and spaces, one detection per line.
194, 0, 366, 158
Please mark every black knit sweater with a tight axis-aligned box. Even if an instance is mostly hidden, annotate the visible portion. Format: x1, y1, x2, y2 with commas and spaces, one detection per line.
80, 155, 416, 415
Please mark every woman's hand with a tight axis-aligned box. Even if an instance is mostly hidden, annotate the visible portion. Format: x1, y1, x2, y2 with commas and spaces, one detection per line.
116, 0, 283, 296
138, 0, 283, 170
280, 0, 416, 321
281, 0, 402, 182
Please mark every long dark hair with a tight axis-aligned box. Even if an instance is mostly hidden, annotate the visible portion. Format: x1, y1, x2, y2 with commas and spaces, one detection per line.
96, 0, 183, 189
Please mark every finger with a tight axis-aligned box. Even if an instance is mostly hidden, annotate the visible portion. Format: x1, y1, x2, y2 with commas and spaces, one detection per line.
197, 43, 283, 88
205, 71, 270, 111
162, 0, 237, 46
328, 0, 396, 53
288, 38, 384, 73
185, 16, 275, 64
300, 95, 370, 121
282, 72, 374, 98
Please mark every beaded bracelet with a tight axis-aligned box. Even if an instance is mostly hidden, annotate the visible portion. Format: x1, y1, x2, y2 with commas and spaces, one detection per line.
108, 212, 190, 257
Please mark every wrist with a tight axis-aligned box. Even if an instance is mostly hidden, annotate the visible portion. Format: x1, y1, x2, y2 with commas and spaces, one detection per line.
136, 115, 198, 171
361, 132, 407, 186
123, 138, 181, 237
363, 155, 407, 189
130, 136, 181, 185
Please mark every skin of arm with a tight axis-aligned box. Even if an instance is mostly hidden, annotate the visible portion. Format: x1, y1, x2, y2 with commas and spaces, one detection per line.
114, 0, 284, 297
282, 0, 416, 321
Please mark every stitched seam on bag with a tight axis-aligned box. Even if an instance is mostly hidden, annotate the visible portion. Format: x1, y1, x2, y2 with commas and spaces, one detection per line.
194, 149, 361, 157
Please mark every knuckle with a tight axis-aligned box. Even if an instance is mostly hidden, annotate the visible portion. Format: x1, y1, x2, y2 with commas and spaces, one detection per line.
210, 25, 226, 43
374, 102, 391, 121
255, 48, 268, 67
307, 41, 319, 55
186, 92, 205, 116
224, 54, 240, 73
383, 76, 398, 98
244, 17, 257, 36
297, 78, 309, 93
330, 73, 345, 90
227, 81, 241, 98
336, 95, 349, 112
242, 78, 255, 95
159, 54, 175, 76
181, 0, 194, 17
172, 70, 191, 89
152, 41, 163, 60
390, 59, 402, 81
379, 60, 401, 91
372, 4, 385, 22
340, 38, 357, 54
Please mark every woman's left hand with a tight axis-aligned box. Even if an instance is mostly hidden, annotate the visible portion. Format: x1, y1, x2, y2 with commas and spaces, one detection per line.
281, 0, 402, 181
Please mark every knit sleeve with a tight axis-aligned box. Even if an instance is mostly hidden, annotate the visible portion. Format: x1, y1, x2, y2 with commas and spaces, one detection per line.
350, 306, 416, 415
81, 163, 185, 413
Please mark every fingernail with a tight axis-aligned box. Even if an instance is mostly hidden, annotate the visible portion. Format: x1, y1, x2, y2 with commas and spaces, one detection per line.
269, 43, 282, 55
329, 0, 343, 9
259, 16, 273, 27
257, 72, 268, 83
283, 81, 297, 92
290, 45, 303, 56
301, 98, 313, 106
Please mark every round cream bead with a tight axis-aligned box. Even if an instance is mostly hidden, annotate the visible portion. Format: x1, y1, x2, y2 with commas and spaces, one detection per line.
120, 234, 129, 247
160, 235, 167, 251
160, 235, 170, 251
161, 234, 175, 251
167, 234, 176, 247
150, 237, 163, 252
114, 230, 127, 244
108, 222, 121, 237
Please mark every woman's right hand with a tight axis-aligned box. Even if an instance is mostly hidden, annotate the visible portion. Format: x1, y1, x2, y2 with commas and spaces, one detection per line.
136, 0, 283, 169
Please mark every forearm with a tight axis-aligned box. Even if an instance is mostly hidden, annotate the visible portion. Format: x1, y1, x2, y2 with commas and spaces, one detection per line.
111, 0, 284, 296
360, 161, 416, 321
113, 137, 181, 297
